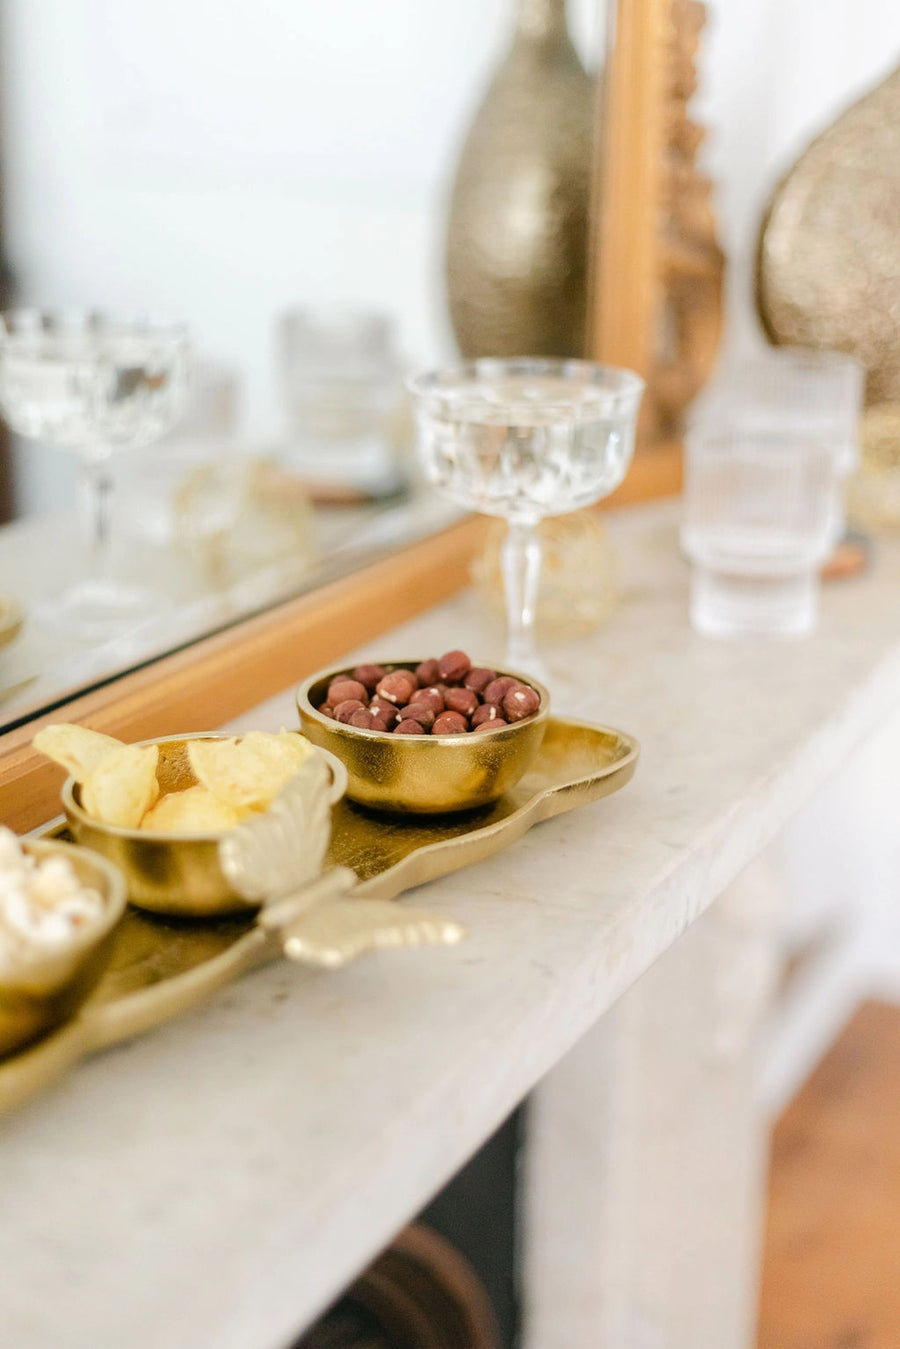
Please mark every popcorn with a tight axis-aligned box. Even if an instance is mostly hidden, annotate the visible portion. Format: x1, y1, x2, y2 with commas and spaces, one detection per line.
0, 828, 105, 977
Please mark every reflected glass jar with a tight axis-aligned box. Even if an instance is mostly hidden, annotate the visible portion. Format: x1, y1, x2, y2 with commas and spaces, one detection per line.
278, 307, 406, 499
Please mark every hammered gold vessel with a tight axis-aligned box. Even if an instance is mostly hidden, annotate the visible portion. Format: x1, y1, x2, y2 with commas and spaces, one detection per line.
0, 840, 126, 1059
445, 0, 593, 358
758, 63, 900, 402
63, 733, 347, 918
297, 663, 549, 814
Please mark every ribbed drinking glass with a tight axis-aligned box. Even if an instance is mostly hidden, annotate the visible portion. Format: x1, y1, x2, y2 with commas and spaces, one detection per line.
682, 427, 842, 637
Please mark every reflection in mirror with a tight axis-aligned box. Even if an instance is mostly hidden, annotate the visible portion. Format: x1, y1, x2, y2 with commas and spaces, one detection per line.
0, 0, 601, 731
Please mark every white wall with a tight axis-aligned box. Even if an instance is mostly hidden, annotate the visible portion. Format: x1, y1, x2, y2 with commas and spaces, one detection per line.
0, 0, 598, 513
699, 0, 900, 350
2, 0, 899, 513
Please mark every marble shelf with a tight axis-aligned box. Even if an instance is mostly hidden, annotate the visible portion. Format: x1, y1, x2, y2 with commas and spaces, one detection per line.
2, 500, 899, 1349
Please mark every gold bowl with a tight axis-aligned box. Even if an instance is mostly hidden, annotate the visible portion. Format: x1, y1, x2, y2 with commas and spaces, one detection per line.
296, 661, 550, 814
62, 733, 347, 918
0, 839, 126, 1059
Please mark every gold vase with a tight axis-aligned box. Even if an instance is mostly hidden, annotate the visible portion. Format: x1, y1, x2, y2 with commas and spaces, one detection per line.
445, 0, 594, 359
758, 63, 900, 403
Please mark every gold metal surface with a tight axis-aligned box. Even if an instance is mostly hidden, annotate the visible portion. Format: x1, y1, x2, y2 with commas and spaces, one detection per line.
279, 900, 464, 970
62, 733, 347, 918
0, 594, 23, 652
846, 403, 900, 530
221, 787, 464, 968
1, 713, 636, 1114
758, 63, 900, 402
325, 715, 638, 898
254, 869, 464, 970
297, 662, 550, 814
0, 839, 126, 1059
445, 0, 593, 358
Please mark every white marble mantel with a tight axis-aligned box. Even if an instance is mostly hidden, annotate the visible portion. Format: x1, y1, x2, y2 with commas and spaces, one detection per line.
3, 500, 900, 1349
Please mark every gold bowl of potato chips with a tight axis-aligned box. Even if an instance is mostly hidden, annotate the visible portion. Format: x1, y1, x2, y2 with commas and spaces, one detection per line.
34, 725, 347, 918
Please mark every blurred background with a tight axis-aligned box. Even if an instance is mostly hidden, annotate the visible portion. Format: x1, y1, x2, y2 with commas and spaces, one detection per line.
2, 0, 897, 515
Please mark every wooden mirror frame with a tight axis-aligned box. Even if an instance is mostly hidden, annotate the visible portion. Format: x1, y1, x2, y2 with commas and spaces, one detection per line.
0, 0, 719, 831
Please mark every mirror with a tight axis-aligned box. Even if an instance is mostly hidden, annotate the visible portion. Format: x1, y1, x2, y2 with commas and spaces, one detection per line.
0, 0, 602, 732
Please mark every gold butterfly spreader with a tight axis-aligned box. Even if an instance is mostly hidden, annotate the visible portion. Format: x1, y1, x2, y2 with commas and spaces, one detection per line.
1, 715, 636, 1115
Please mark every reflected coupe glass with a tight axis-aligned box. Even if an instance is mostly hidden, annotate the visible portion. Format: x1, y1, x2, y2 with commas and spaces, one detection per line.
0, 311, 190, 638
408, 359, 643, 674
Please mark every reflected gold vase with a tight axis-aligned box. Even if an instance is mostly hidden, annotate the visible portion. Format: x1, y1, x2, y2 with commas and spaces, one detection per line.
445, 0, 594, 358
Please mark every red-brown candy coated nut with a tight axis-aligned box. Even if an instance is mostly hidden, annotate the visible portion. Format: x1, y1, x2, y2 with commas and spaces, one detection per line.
482, 676, 518, 704
319, 705, 336, 719
348, 708, 379, 729
472, 718, 507, 731
376, 670, 418, 705
352, 663, 385, 693
333, 698, 366, 724
395, 718, 426, 735
328, 677, 368, 706
370, 695, 399, 717
368, 710, 397, 732
464, 667, 496, 693
415, 658, 440, 688
438, 650, 471, 682
414, 687, 445, 713
399, 703, 436, 729
503, 685, 540, 721
432, 711, 468, 735
471, 702, 503, 726
444, 687, 479, 718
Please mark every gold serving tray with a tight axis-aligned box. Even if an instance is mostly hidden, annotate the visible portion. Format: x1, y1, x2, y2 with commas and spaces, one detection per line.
0, 716, 636, 1114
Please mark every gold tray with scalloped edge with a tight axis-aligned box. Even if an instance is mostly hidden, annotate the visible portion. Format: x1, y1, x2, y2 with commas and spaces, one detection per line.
0, 716, 637, 1114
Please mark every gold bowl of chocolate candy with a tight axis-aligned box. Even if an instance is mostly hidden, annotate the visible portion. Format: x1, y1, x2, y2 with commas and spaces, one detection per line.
296, 651, 549, 814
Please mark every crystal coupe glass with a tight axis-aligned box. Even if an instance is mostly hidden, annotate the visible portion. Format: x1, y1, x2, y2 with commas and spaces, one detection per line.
408, 359, 644, 674
0, 310, 190, 639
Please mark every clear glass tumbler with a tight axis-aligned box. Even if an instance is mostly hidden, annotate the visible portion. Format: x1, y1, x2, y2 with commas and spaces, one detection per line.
682, 428, 842, 637
278, 306, 404, 497
407, 358, 644, 674
690, 346, 864, 540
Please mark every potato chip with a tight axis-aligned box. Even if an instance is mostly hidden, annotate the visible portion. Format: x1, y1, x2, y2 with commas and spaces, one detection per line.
33, 724, 122, 782
187, 731, 314, 810
140, 785, 240, 834
81, 744, 160, 829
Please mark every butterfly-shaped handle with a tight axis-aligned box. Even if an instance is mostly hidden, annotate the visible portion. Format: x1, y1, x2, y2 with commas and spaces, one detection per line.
257, 867, 463, 967
221, 754, 465, 968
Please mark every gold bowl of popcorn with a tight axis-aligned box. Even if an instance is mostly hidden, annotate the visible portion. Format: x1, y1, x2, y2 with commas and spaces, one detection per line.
40, 727, 347, 918
0, 835, 127, 1058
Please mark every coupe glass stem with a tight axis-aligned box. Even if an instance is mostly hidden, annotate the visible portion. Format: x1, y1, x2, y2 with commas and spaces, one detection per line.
79, 453, 114, 583
501, 516, 542, 670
